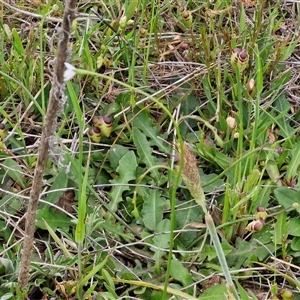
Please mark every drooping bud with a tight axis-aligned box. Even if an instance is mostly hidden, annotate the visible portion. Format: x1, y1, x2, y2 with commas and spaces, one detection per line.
119, 15, 127, 29
179, 6, 193, 28
255, 206, 268, 221
0, 123, 6, 140
230, 48, 249, 73
278, 289, 294, 300
246, 78, 256, 96
92, 116, 112, 137
88, 126, 101, 143
139, 26, 148, 36
226, 116, 237, 130
246, 219, 265, 232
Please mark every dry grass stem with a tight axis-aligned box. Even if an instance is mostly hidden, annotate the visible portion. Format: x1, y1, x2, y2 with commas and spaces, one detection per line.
17, 0, 77, 291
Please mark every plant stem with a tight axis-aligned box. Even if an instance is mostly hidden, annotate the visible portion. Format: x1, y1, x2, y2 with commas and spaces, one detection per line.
17, 0, 77, 291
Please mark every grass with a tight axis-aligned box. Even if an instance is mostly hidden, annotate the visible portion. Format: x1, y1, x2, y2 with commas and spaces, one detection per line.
1, 0, 300, 299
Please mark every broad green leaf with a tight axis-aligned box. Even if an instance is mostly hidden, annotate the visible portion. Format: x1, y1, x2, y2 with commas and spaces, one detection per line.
291, 236, 300, 251
44, 168, 69, 205
132, 127, 160, 181
3, 158, 26, 189
178, 91, 198, 137
252, 225, 276, 259
109, 145, 129, 170
226, 237, 271, 269
176, 202, 202, 247
0, 258, 13, 275
286, 137, 300, 181
199, 244, 232, 262
36, 208, 72, 231
1, 194, 22, 215
200, 171, 225, 193
170, 260, 193, 289
108, 151, 137, 213
288, 218, 300, 237
274, 187, 300, 213
141, 189, 165, 231
133, 110, 170, 153
0, 220, 12, 241
198, 284, 227, 300
152, 219, 170, 265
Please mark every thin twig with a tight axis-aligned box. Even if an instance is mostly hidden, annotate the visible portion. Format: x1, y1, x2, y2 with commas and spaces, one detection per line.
17, 0, 77, 291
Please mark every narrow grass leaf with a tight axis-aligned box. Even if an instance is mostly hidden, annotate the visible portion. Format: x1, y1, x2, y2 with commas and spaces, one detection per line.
11, 28, 24, 55
125, 0, 138, 20
286, 137, 300, 181
3, 158, 26, 189
42, 219, 73, 259
271, 211, 288, 245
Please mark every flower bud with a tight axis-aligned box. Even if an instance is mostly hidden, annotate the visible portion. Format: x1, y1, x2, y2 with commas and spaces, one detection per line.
230, 48, 249, 73
139, 26, 148, 36
126, 19, 134, 26
119, 15, 127, 29
255, 206, 268, 221
246, 78, 256, 96
246, 220, 265, 232
233, 132, 239, 139
0, 123, 6, 140
179, 6, 193, 28
279, 289, 294, 300
88, 126, 101, 143
226, 116, 237, 130
92, 116, 112, 137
